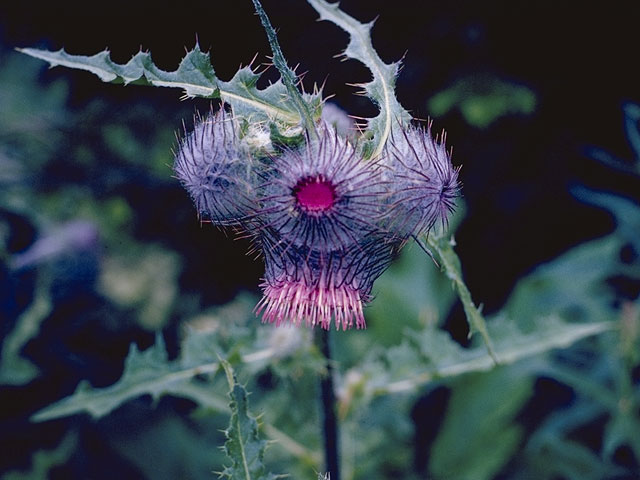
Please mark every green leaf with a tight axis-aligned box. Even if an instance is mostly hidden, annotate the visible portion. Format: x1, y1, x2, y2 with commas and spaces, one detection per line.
362, 315, 613, 398
425, 231, 498, 361
18, 45, 320, 128
505, 234, 622, 326
428, 74, 536, 128
17, 46, 217, 95
307, 0, 411, 158
3, 432, 77, 480
525, 435, 626, 480
31, 327, 274, 422
219, 359, 280, 480
429, 367, 531, 480
0, 279, 52, 385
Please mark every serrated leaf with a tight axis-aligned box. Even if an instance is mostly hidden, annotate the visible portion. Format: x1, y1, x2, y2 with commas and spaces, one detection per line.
18, 46, 217, 95
363, 315, 613, 398
219, 360, 279, 480
426, 231, 498, 361
307, 0, 411, 158
31, 328, 274, 422
18, 45, 320, 128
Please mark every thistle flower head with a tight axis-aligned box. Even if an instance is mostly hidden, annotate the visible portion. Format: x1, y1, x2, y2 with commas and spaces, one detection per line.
175, 108, 459, 331
255, 227, 400, 330
384, 125, 460, 237
255, 123, 387, 252
174, 109, 259, 226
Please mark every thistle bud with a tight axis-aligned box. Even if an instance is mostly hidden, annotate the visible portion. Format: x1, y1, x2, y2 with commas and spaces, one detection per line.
384, 125, 460, 237
174, 109, 259, 226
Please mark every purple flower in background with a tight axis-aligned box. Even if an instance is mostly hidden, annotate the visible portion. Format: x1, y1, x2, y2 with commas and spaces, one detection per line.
174, 109, 459, 330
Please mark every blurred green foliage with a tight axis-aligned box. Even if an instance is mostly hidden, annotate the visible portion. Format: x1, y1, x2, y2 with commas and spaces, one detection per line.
429, 74, 536, 129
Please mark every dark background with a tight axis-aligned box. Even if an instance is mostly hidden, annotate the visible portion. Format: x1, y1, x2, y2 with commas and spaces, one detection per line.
1, 0, 639, 477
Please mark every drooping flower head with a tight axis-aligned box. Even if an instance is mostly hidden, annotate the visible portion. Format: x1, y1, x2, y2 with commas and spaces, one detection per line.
255, 227, 400, 330
384, 124, 460, 237
174, 109, 260, 226
252, 123, 399, 329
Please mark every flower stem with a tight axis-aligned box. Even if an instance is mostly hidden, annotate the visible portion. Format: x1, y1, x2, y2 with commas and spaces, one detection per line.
317, 328, 340, 480
251, 0, 318, 140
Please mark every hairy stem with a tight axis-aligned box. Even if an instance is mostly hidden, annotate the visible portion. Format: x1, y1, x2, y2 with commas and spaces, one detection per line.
251, 0, 318, 139
316, 328, 340, 480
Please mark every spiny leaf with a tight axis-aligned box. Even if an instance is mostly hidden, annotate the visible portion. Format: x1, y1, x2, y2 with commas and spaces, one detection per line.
18, 46, 217, 95
219, 360, 280, 480
18, 45, 321, 128
362, 315, 613, 398
307, 0, 411, 158
426, 231, 498, 361
31, 329, 274, 422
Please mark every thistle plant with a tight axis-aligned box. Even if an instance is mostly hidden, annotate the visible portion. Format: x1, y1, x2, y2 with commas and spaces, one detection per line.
12, 1, 628, 479
20, 0, 462, 333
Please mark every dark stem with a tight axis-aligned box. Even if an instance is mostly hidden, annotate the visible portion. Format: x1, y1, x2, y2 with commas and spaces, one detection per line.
317, 328, 340, 480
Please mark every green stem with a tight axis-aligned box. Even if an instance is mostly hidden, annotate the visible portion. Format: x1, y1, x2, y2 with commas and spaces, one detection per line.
251, 0, 318, 139
424, 233, 499, 364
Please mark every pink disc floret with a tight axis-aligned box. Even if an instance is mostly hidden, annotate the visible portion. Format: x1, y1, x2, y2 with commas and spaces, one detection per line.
294, 176, 336, 213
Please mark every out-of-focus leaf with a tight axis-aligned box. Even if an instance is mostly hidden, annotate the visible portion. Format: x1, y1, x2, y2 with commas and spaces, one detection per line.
525, 435, 626, 480
219, 359, 280, 480
307, 0, 411, 158
505, 235, 622, 326
111, 415, 228, 480
429, 367, 531, 480
0, 281, 51, 385
623, 102, 640, 161
3, 432, 77, 480
572, 187, 640, 253
429, 74, 536, 128
603, 410, 640, 461
98, 246, 181, 330
366, 244, 456, 345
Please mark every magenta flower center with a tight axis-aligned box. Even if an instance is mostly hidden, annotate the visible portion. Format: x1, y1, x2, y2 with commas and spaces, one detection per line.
294, 176, 336, 213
